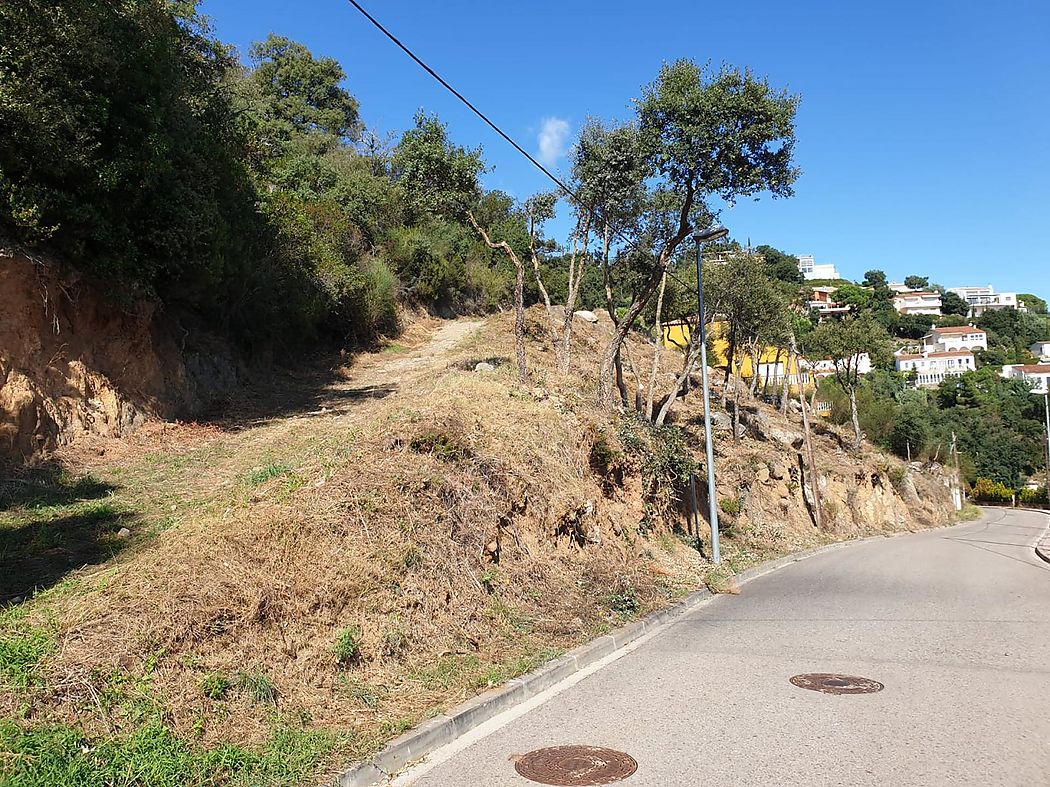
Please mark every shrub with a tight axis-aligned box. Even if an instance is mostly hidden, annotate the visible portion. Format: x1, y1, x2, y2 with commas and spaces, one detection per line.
719, 497, 742, 517
1019, 486, 1048, 506
619, 420, 697, 528
970, 477, 1013, 504
332, 626, 362, 666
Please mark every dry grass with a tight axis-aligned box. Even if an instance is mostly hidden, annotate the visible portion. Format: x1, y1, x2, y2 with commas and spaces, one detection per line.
0, 307, 959, 783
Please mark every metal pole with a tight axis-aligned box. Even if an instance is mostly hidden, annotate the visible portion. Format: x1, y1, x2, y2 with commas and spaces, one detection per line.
1043, 392, 1050, 502
695, 237, 720, 564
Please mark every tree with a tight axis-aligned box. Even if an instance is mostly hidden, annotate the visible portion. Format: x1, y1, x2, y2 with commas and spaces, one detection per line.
903, 275, 929, 290
940, 290, 970, 316
467, 212, 528, 382
889, 404, 932, 460
756, 244, 804, 284
590, 60, 800, 410
831, 284, 873, 313
245, 34, 362, 155
1020, 293, 1048, 314
392, 111, 484, 221
806, 316, 891, 450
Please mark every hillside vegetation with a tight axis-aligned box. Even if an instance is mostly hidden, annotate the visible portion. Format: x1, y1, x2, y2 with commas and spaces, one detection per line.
0, 310, 958, 785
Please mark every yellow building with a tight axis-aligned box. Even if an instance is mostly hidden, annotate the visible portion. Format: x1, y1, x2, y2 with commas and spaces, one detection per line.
661, 319, 816, 394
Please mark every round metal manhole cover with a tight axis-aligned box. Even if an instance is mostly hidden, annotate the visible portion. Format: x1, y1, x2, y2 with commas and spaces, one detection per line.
790, 673, 884, 695
514, 745, 638, 785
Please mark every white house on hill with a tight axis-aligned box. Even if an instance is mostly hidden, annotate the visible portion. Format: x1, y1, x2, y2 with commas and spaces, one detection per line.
893, 291, 942, 316
923, 325, 987, 353
797, 255, 840, 281
1001, 364, 1050, 395
1030, 341, 1050, 362
895, 350, 976, 387
947, 285, 1026, 317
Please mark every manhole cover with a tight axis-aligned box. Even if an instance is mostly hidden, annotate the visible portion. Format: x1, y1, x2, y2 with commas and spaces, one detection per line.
790, 673, 884, 695
514, 745, 638, 785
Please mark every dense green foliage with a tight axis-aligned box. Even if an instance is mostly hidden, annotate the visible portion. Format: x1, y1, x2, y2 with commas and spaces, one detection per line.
0, 2, 532, 347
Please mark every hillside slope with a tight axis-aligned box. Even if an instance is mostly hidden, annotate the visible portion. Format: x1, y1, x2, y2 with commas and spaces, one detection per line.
0, 306, 958, 785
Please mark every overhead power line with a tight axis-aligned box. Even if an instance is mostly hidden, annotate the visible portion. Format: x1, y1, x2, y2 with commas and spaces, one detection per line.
342, 0, 725, 307
343, 0, 576, 199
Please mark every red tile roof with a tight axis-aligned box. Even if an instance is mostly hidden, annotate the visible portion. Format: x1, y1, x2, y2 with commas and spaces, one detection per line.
932, 326, 986, 335
1012, 365, 1050, 374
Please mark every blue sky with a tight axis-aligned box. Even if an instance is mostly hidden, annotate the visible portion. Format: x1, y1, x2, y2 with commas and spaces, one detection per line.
200, 0, 1049, 297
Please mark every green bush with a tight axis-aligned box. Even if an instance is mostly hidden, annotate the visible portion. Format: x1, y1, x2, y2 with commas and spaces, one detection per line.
333, 626, 362, 666
970, 477, 1013, 504
1019, 486, 1048, 506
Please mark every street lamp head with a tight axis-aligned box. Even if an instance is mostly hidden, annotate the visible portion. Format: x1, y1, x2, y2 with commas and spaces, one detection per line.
693, 225, 729, 243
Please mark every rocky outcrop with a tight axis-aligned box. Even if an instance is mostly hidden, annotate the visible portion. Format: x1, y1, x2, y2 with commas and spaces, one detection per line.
0, 248, 241, 461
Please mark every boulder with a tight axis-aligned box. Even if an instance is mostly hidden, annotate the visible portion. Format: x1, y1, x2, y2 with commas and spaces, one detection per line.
573, 310, 600, 323
474, 362, 496, 373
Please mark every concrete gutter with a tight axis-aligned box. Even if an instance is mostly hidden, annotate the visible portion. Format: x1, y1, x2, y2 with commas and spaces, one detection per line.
331, 514, 1002, 787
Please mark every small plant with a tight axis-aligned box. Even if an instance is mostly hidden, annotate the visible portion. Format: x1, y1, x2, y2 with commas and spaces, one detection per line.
604, 582, 640, 619
247, 463, 290, 487
719, 497, 742, 517
236, 668, 277, 705
479, 568, 498, 592
199, 672, 229, 700
333, 626, 362, 666
410, 430, 465, 462
1019, 486, 1048, 506
402, 544, 422, 570
589, 431, 621, 475
886, 465, 906, 487
382, 624, 409, 660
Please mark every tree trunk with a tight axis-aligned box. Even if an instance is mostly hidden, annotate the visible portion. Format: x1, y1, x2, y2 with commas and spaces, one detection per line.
598, 186, 694, 411
848, 384, 863, 451
780, 343, 793, 414
513, 258, 527, 382
654, 319, 704, 427
528, 247, 560, 352
468, 212, 528, 383
749, 341, 761, 397
732, 359, 742, 441
558, 216, 591, 375
645, 272, 668, 420
799, 375, 823, 530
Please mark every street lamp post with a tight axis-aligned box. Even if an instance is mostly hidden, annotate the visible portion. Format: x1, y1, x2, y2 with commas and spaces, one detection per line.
693, 226, 729, 564
1043, 391, 1050, 501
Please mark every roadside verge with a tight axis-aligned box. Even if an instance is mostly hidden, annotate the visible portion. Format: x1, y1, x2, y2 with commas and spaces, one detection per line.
332, 516, 991, 787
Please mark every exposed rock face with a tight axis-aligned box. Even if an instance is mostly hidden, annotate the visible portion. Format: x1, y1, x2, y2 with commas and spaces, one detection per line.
1, 249, 240, 461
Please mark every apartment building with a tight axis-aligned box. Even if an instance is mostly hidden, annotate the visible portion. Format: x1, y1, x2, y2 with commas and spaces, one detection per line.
947, 285, 1026, 317
895, 350, 976, 387
797, 255, 840, 281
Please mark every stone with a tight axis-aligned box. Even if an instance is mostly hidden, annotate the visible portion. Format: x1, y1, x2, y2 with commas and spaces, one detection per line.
474, 362, 496, 373
116, 527, 132, 539
756, 465, 771, 484
769, 460, 787, 480
573, 310, 600, 323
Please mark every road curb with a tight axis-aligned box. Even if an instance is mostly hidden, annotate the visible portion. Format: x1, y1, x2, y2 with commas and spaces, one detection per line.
331, 515, 979, 787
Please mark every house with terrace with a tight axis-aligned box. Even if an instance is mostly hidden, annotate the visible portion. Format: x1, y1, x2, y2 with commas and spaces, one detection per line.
1001, 364, 1050, 395
922, 325, 988, 353
895, 349, 976, 388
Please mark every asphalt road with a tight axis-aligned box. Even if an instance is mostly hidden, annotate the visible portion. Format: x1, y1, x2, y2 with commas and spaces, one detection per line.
400, 509, 1050, 786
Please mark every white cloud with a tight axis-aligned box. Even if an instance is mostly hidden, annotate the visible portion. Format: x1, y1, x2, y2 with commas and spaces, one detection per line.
537, 117, 570, 168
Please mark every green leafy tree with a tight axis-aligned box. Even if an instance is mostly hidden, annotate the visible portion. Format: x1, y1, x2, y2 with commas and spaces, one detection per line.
806, 316, 891, 450
756, 244, 804, 284
244, 34, 362, 157
940, 290, 970, 316
903, 275, 929, 290
392, 111, 484, 221
1019, 293, 1048, 314
889, 404, 932, 459
591, 60, 800, 409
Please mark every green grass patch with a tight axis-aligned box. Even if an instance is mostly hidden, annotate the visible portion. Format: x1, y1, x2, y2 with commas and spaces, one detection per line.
246, 463, 292, 487
0, 719, 337, 787
0, 620, 54, 690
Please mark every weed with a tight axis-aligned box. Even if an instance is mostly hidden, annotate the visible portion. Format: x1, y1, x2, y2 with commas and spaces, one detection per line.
479, 568, 498, 592
381, 623, 409, 660
886, 465, 907, 487
247, 463, 291, 487
0, 624, 53, 690
603, 582, 640, 619
619, 420, 697, 528
409, 430, 465, 462
333, 626, 362, 666
199, 672, 230, 701
719, 497, 742, 517
236, 669, 277, 705
336, 677, 381, 709
401, 544, 422, 570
